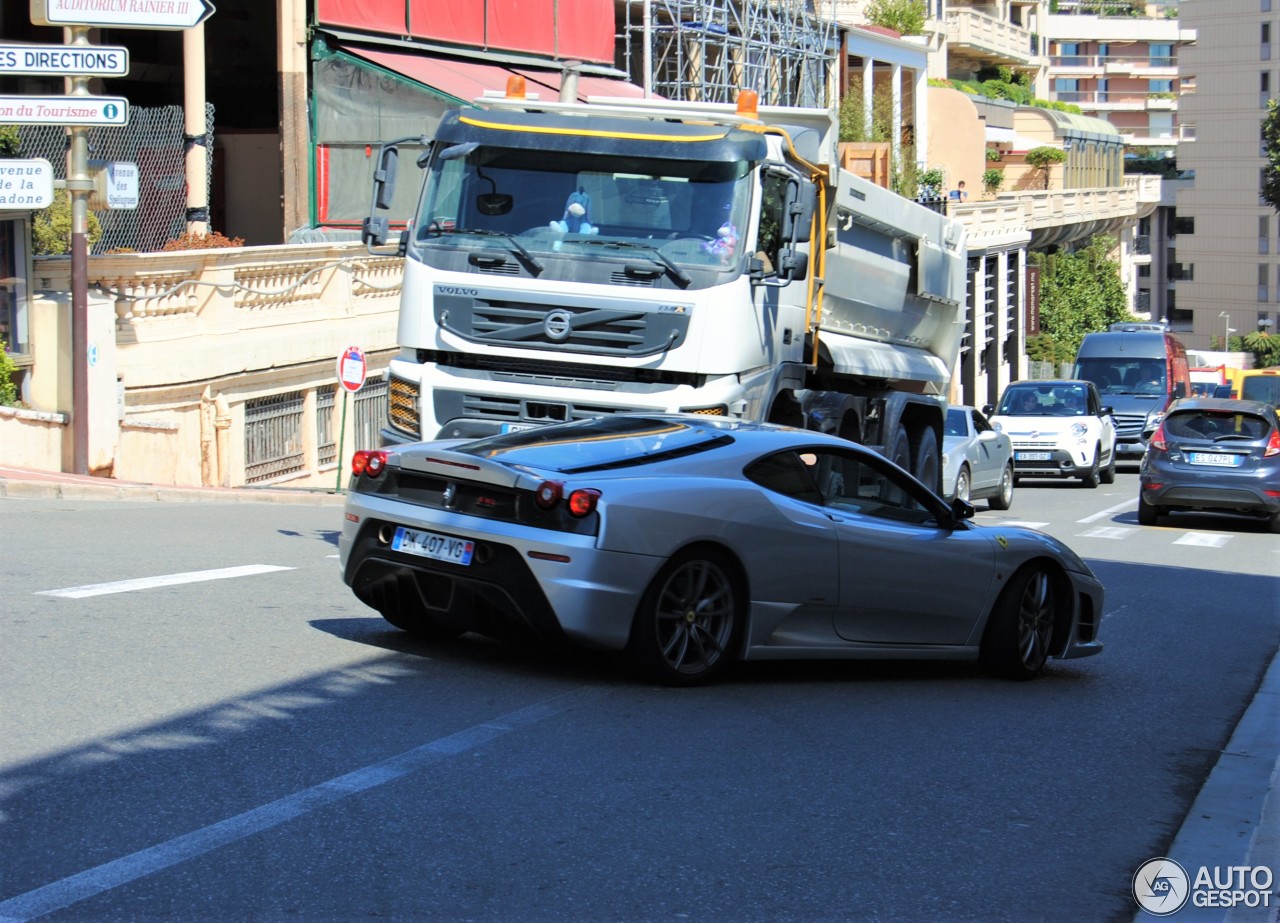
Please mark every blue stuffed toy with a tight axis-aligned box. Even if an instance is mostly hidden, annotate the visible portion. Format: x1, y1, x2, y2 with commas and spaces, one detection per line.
551, 187, 598, 235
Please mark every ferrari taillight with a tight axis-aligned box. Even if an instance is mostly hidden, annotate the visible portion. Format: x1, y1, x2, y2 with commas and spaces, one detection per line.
567, 488, 601, 518
534, 480, 564, 509
352, 449, 388, 477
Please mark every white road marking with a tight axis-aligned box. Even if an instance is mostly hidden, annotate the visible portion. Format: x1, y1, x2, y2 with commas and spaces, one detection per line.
0, 690, 589, 923
35, 565, 295, 599
1077, 498, 1137, 524
1173, 532, 1232, 548
1077, 526, 1134, 540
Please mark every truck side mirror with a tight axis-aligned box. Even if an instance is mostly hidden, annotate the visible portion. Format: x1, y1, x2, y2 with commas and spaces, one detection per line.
362, 216, 389, 248
783, 182, 817, 244
777, 247, 808, 282
372, 146, 398, 211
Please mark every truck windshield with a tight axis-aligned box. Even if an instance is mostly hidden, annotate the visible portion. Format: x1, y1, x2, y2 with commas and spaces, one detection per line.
1073, 357, 1167, 396
413, 145, 753, 272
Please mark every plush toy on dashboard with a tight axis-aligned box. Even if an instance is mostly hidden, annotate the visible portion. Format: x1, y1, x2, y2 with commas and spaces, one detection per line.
550, 187, 599, 235
701, 209, 738, 262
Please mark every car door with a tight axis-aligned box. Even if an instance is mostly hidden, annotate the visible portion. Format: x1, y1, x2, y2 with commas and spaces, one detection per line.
802, 448, 999, 646
968, 408, 1003, 491
1090, 386, 1117, 460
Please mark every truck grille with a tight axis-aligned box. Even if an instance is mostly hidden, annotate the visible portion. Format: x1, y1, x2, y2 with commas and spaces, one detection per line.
458, 393, 628, 423
434, 295, 689, 357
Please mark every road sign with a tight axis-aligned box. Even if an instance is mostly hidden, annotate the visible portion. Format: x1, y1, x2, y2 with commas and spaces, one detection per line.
337, 346, 367, 393
0, 43, 128, 76
30, 0, 216, 30
88, 160, 139, 210
0, 95, 128, 126
0, 158, 54, 209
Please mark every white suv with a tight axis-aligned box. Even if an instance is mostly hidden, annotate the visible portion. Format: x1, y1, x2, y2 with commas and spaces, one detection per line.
985, 380, 1117, 488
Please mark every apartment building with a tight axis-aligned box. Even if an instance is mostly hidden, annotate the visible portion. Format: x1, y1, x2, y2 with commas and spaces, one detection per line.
1042, 1, 1195, 329
1177, 0, 1280, 349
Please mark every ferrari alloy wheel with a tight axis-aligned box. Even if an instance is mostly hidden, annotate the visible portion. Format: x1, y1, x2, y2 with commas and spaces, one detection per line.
979, 565, 1056, 680
630, 550, 740, 686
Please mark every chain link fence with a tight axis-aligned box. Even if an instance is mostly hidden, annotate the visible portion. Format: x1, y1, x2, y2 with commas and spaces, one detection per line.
12, 104, 213, 254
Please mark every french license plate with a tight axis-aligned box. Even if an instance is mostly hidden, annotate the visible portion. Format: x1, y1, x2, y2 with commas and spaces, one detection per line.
391, 527, 475, 565
501, 422, 535, 434
1017, 451, 1052, 461
1188, 452, 1241, 468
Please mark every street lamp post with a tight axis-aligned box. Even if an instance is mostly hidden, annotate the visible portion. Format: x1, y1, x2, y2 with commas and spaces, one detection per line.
1219, 311, 1236, 348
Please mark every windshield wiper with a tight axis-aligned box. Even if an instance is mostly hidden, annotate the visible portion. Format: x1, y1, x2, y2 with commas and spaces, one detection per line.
425, 226, 543, 275
576, 239, 692, 288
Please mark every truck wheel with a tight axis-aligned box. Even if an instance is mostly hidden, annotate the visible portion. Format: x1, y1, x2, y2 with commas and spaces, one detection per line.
913, 428, 940, 493
888, 426, 911, 471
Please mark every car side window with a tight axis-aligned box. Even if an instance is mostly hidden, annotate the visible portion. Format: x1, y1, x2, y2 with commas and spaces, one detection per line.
810, 450, 938, 525
744, 451, 823, 505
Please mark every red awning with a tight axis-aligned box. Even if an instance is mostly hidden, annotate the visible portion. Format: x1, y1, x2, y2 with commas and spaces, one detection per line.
342, 45, 649, 106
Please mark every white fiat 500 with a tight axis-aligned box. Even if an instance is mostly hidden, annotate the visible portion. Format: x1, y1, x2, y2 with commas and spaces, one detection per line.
986, 380, 1118, 488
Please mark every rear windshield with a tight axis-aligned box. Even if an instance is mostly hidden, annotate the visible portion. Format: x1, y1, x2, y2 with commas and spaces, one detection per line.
1165, 410, 1271, 441
452, 416, 734, 472
1239, 374, 1280, 406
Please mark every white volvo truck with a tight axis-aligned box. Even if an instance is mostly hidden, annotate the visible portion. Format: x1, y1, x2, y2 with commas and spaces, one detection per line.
363, 82, 968, 490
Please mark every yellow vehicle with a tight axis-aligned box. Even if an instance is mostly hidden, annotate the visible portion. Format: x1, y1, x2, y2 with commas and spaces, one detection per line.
1227, 367, 1280, 405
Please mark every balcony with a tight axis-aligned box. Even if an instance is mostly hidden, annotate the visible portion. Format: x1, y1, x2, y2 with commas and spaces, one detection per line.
945, 8, 1042, 70
954, 183, 1140, 251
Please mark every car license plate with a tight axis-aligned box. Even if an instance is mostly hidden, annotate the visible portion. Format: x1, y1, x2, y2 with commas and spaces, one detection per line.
501, 422, 535, 433
1017, 451, 1051, 461
1188, 452, 1241, 468
391, 527, 475, 565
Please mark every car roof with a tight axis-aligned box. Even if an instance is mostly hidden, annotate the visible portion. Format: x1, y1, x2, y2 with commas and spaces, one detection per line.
1166, 397, 1279, 416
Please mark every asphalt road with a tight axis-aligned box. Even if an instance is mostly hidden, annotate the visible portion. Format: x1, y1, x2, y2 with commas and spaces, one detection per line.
0, 471, 1277, 922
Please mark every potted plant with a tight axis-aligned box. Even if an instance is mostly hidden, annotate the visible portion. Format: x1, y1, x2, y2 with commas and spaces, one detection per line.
1025, 146, 1066, 190
982, 168, 1004, 197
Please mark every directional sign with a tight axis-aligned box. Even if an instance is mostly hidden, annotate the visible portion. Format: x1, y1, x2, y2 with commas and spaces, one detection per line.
0, 95, 129, 126
30, 0, 216, 30
0, 158, 54, 209
0, 43, 129, 77
337, 346, 368, 394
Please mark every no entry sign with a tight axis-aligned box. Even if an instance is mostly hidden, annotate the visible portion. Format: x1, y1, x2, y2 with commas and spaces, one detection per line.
336, 346, 367, 393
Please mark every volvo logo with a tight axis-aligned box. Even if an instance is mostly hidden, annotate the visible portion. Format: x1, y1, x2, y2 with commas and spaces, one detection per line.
544, 310, 574, 342
437, 286, 478, 297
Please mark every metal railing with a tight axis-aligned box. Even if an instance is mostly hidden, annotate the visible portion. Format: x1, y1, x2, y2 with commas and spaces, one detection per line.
316, 386, 337, 468
244, 391, 305, 484
353, 375, 388, 451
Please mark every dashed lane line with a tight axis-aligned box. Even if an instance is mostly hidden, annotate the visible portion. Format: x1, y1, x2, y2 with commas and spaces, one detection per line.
35, 565, 295, 599
0, 689, 591, 923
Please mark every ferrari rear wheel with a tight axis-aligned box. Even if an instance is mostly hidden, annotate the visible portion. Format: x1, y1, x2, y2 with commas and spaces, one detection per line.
979, 565, 1056, 680
629, 549, 741, 686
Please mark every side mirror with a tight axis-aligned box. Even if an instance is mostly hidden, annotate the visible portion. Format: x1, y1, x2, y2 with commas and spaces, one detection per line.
362, 216, 389, 248
372, 146, 398, 211
982, 404, 995, 416
777, 247, 808, 282
949, 496, 976, 524
1100, 405, 1114, 416
782, 181, 817, 244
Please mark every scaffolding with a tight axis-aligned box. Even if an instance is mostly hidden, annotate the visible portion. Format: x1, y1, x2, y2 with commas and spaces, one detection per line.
621, 0, 840, 109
